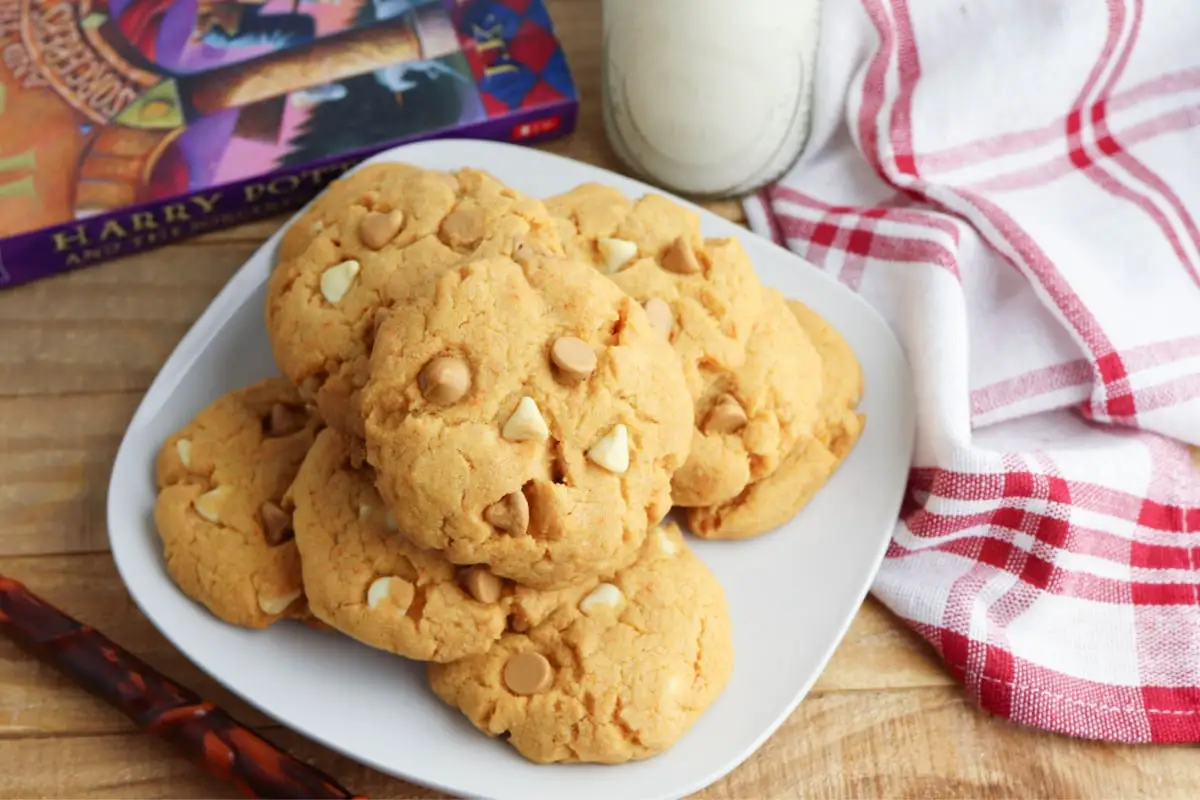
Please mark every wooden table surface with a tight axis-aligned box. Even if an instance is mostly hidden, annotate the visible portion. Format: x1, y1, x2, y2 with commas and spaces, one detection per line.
2, 1, 1197, 797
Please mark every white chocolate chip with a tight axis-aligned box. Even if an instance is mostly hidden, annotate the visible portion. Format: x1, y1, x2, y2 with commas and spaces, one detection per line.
366, 577, 392, 609
175, 439, 192, 468
193, 486, 232, 523
587, 424, 629, 474
257, 589, 301, 616
579, 583, 624, 614
319, 259, 361, 304
384, 512, 398, 532
311, 220, 324, 234
502, 396, 549, 442
597, 237, 637, 273
358, 503, 372, 520
655, 528, 677, 555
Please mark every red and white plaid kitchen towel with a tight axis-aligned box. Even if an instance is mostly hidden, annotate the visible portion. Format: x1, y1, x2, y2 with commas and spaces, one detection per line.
745, 0, 1200, 742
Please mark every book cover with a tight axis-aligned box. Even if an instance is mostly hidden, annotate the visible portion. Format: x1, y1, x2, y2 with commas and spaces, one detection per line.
0, 0, 578, 289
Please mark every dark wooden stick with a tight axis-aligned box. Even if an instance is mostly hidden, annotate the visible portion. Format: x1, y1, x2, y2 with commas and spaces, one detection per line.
0, 574, 365, 800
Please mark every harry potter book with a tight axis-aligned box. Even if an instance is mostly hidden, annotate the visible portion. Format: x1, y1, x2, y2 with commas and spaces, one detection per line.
0, 0, 578, 288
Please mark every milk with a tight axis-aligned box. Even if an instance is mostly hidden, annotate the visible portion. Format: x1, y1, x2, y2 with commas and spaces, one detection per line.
602, 0, 822, 198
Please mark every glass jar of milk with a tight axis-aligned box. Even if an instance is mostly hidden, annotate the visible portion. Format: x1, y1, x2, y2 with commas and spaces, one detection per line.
602, 0, 821, 199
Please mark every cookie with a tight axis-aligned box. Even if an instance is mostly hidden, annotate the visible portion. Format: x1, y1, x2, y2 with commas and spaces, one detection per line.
546, 184, 761, 399
547, 185, 818, 506
688, 300, 865, 539
427, 522, 734, 764
278, 163, 421, 263
290, 429, 595, 661
267, 164, 563, 439
153, 378, 320, 628
670, 288, 823, 506
362, 253, 693, 589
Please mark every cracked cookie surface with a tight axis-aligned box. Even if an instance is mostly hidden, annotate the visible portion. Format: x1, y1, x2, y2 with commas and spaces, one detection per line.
547, 185, 818, 506
671, 288, 823, 506
267, 164, 563, 439
427, 522, 733, 764
290, 429, 594, 662
688, 299, 865, 539
153, 378, 320, 628
362, 253, 693, 590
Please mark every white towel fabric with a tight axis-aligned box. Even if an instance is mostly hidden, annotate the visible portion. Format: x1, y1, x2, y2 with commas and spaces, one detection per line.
745, 0, 1200, 741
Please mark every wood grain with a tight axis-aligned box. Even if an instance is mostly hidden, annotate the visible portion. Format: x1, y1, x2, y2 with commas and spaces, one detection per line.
0, 0, 1195, 797
3, 688, 1197, 800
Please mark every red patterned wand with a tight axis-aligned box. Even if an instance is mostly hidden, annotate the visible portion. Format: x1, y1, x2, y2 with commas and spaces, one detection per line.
0, 574, 365, 800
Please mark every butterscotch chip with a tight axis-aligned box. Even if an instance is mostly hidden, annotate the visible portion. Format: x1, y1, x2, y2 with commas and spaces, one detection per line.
503, 652, 554, 695
459, 566, 503, 603
419, 356, 471, 405
484, 491, 529, 534
661, 236, 701, 275
643, 297, 673, 336
550, 336, 596, 383
266, 403, 306, 437
704, 394, 748, 434
441, 207, 486, 248
259, 500, 293, 545
359, 210, 405, 250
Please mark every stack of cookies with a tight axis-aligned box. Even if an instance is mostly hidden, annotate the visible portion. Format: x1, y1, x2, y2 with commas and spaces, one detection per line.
152, 164, 864, 765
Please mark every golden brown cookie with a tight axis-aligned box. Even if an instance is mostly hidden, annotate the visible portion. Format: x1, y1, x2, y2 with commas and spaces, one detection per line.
688, 300, 865, 539
547, 184, 761, 399
289, 429, 595, 662
547, 185, 819, 506
267, 164, 563, 439
277, 163, 422, 263
362, 253, 693, 590
427, 523, 734, 764
670, 288, 822, 506
153, 379, 320, 628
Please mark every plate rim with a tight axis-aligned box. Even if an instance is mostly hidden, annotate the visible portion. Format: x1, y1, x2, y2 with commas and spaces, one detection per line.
107, 137, 915, 800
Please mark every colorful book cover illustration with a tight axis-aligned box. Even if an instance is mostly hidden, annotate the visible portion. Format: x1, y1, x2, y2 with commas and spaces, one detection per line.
0, 0, 577, 288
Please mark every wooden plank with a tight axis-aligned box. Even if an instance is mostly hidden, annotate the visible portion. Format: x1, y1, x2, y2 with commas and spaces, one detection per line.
0, 554, 274, 737
0, 393, 142, 556
0, 554, 946, 739
0, 245, 251, 398
2, 687, 1195, 800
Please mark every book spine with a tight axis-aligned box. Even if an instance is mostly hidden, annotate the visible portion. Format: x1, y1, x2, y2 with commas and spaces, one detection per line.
0, 100, 577, 291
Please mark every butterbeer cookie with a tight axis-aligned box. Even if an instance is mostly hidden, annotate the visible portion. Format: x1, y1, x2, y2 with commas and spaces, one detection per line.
278, 163, 421, 262
290, 429, 595, 662
362, 253, 693, 589
688, 300, 865, 539
670, 289, 822, 506
153, 379, 320, 628
547, 185, 818, 506
267, 165, 563, 438
546, 184, 761, 398
427, 523, 734, 764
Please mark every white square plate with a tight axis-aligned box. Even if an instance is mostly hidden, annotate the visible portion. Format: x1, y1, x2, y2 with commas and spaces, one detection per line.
107, 139, 914, 800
